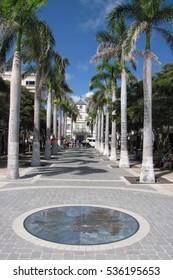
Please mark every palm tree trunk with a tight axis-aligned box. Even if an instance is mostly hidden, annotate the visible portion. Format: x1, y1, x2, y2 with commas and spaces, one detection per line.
70, 115, 73, 142
140, 52, 155, 183
7, 51, 21, 179
103, 105, 110, 156
31, 72, 41, 167
119, 68, 130, 168
61, 110, 64, 139
100, 110, 104, 153
58, 108, 62, 146
63, 113, 67, 139
45, 89, 52, 159
95, 114, 98, 149
97, 110, 101, 151
52, 99, 58, 154
110, 86, 117, 161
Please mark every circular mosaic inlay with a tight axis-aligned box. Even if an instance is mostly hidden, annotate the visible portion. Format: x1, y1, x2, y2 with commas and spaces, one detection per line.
24, 206, 139, 245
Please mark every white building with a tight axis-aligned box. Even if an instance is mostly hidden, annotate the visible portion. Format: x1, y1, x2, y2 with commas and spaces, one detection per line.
66, 98, 92, 141
2, 71, 36, 93
22, 73, 36, 93
1, 71, 47, 104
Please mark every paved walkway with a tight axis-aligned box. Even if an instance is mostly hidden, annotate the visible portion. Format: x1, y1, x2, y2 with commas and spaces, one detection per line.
0, 147, 173, 260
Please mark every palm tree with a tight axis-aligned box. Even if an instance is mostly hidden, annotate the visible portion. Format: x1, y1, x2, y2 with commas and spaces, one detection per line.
44, 54, 69, 157
85, 94, 97, 137
107, 0, 173, 182
56, 65, 73, 148
98, 61, 121, 160
86, 94, 98, 145
70, 105, 80, 141
22, 19, 56, 166
109, 78, 118, 161
44, 86, 52, 160
91, 20, 136, 167
52, 94, 58, 154
57, 97, 63, 149
60, 95, 76, 142
54, 60, 73, 148
89, 82, 106, 152
0, 0, 48, 179
90, 73, 109, 154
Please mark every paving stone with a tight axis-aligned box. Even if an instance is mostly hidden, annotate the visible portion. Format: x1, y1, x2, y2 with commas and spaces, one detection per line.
95, 254, 107, 260
51, 253, 64, 260
30, 252, 42, 259
19, 254, 31, 259
0, 148, 173, 260
7, 254, 20, 259
0, 254, 9, 260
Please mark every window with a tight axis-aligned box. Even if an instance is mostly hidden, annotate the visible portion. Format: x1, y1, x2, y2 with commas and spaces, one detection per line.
26, 81, 35, 86
80, 105, 83, 109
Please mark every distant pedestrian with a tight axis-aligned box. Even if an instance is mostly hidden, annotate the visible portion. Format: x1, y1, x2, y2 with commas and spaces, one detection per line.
167, 142, 172, 155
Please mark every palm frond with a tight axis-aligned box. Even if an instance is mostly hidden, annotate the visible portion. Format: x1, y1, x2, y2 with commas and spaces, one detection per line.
133, 50, 160, 64
105, 3, 139, 28
153, 4, 173, 24
0, 25, 16, 66
91, 43, 118, 63
96, 30, 118, 44
128, 56, 136, 70
89, 79, 105, 91
21, 65, 36, 78
154, 27, 173, 54
122, 21, 148, 60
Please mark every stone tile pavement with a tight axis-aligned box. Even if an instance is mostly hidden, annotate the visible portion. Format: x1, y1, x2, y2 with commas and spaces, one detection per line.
0, 148, 173, 260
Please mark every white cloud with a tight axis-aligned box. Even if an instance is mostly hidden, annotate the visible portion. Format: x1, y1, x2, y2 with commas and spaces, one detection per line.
105, 2, 117, 14
65, 73, 74, 81
71, 92, 93, 103
71, 95, 81, 103
79, 0, 115, 31
85, 91, 94, 98
77, 62, 89, 72
81, 17, 103, 31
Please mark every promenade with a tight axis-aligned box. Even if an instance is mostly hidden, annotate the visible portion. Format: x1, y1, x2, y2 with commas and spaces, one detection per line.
0, 147, 173, 260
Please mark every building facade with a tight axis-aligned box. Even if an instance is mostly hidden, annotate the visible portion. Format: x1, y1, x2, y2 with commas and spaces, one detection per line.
2, 72, 36, 92
0, 72, 37, 156
66, 98, 92, 141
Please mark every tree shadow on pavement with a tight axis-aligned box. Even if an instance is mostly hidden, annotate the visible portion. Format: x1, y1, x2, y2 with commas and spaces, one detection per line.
22, 165, 108, 179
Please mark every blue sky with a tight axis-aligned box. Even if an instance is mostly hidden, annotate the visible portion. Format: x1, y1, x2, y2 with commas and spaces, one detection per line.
40, 0, 173, 101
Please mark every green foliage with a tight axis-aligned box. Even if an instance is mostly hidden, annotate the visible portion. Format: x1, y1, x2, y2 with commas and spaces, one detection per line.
106, 0, 173, 55
127, 80, 144, 132
0, 0, 48, 56
20, 86, 34, 132
153, 63, 173, 96
127, 63, 173, 132
0, 77, 10, 123
0, 78, 46, 134
45, 54, 73, 99
152, 63, 173, 128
